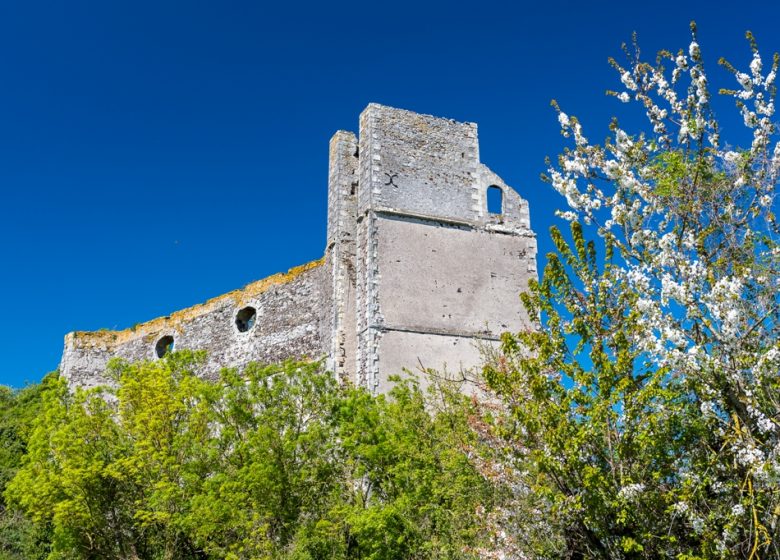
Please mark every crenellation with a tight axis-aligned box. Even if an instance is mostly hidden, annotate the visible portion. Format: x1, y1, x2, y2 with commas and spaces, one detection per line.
61, 104, 537, 393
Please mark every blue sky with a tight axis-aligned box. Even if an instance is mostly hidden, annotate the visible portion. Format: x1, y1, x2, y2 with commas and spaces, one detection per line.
1, 0, 779, 387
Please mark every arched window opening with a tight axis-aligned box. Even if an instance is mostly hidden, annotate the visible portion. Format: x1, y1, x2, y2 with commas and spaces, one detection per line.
235, 306, 257, 333
487, 186, 503, 215
155, 335, 175, 358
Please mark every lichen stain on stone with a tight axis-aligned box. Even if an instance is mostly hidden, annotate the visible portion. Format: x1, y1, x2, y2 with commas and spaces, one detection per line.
67, 258, 324, 349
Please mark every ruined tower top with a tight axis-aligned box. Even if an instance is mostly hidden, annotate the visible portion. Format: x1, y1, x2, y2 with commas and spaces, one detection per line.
353, 103, 530, 230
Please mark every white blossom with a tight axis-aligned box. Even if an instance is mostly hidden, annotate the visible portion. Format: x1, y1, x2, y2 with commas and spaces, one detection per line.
538, 30, 780, 553
618, 483, 645, 500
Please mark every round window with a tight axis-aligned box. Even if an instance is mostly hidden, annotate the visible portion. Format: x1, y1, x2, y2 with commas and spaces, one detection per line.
155, 335, 175, 358
235, 306, 257, 333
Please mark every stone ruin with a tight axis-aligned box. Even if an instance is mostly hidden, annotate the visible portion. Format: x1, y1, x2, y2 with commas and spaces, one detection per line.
60, 103, 537, 393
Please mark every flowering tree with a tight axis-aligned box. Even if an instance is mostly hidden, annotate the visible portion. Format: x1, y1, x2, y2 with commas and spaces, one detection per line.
483, 24, 780, 559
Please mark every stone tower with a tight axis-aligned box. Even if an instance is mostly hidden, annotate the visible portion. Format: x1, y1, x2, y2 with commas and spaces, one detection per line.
60, 104, 537, 393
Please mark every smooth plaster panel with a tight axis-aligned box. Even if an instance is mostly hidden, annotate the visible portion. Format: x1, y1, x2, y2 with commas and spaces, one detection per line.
375, 214, 534, 336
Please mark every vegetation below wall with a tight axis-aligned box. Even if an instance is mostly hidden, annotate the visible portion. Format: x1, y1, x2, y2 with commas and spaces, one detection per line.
1, 355, 503, 560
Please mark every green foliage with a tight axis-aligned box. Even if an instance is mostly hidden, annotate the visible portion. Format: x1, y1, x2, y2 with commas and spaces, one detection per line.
0, 383, 42, 494
0, 378, 52, 560
486, 223, 710, 558
478, 26, 780, 559
331, 376, 495, 560
5, 355, 495, 560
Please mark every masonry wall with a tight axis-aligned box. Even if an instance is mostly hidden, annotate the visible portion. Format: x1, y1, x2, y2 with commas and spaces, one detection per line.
60, 103, 537, 394
353, 104, 536, 393
61, 261, 327, 390
324, 130, 359, 383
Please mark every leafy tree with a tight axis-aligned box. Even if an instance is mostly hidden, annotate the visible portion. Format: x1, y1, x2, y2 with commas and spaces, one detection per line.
0, 379, 52, 560
6, 355, 498, 559
185, 359, 345, 559
482, 25, 780, 559
6, 353, 213, 559
112, 351, 215, 559
325, 376, 496, 560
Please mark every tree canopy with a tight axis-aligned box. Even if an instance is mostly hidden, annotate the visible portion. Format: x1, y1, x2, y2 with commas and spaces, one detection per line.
5, 354, 499, 560
481, 24, 780, 559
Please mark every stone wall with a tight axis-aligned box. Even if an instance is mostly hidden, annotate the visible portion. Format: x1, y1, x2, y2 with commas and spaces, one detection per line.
60, 103, 537, 394
350, 104, 536, 393
324, 130, 359, 383
61, 261, 326, 389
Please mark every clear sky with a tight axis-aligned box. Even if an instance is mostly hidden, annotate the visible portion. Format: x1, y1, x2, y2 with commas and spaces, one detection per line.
2, 0, 779, 387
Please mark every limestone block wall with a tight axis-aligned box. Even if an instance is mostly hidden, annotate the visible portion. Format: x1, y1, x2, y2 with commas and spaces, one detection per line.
61, 261, 326, 390
324, 130, 359, 382
376, 217, 534, 335
353, 104, 537, 393
60, 103, 537, 394
372, 217, 536, 393
358, 104, 481, 221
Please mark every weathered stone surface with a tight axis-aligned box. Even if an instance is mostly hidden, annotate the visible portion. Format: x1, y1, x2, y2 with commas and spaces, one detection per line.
61, 261, 325, 389
352, 104, 536, 392
60, 104, 537, 393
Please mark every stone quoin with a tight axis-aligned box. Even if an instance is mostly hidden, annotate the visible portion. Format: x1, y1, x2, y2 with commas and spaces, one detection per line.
60, 104, 538, 393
